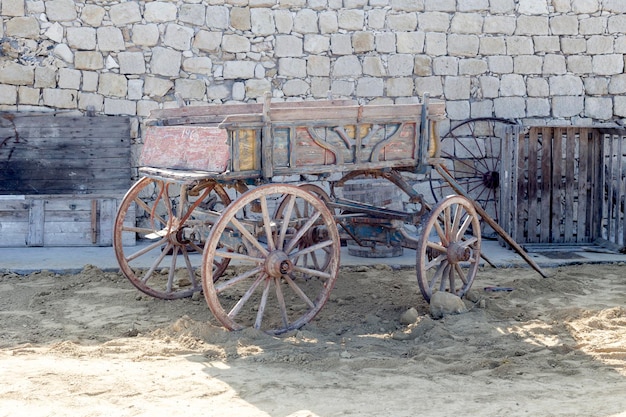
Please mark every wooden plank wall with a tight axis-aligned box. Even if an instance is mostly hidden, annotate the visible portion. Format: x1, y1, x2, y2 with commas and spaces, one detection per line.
0, 114, 132, 247
501, 126, 623, 245
0, 114, 131, 195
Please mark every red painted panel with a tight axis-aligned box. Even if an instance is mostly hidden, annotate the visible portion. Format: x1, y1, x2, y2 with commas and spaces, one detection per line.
140, 126, 230, 172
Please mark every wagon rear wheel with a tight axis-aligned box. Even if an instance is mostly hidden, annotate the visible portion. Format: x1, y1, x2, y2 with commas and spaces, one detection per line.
202, 184, 340, 335
113, 177, 231, 300
416, 195, 481, 302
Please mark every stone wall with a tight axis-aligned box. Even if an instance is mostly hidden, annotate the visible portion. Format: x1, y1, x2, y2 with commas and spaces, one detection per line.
1, 0, 626, 134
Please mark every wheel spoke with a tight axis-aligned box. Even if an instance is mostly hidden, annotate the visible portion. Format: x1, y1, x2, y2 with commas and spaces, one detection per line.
215, 266, 263, 292
433, 220, 448, 246
277, 195, 296, 249
228, 273, 266, 320
214, 249, 264, 264
454, 263, 469, 285
167, 245, 179, 293
439, 263, 451, 292
283, 274, 316, 309
141, 242, 172, 284
230, 217, 269, 257
457, 214, 473, 239
290, 239, 334, 258
274, 278, 289, 328
429, 261, 448, 290
181, 246, 199, 289
284, 211, 322, 254
292, 265, 332, 280
125, 237, 168, 262
260, 195, 276, 251
254, 278, 272, 329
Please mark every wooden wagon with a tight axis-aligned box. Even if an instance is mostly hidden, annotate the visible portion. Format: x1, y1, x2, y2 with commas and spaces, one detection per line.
113, 95, 485, 334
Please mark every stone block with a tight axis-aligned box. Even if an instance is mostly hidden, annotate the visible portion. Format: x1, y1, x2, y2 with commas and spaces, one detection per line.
388, 13, 417, 31
550, 15, 579, 35
44, 22, 63, 43
490, 0, 515, 13
331, 80, 354, 97
2, 0, 24, 16
514, 55, 542, 74
250, 8, 274, 35
294, 9, 318, 34
500, 74, 526, 96
518, 0, 548, 14
424, 0, 455, 12
368, 9, 386, 30
98, 73, 127, 97
0, 61, 35, 85
433, 56, 458, 75
550, 75, 583, 95
0, 85, 17, 104
224, 60, 257, 79
515, 16, 549, 35
5, 16, 39, 38
584, 77, 609, 95
79, 4, 103, 27
310, 77, 331, 98
561, 37, 586, 54
332, 55, 362, 77
355, 77, 383, 97
526, 97, 550, 117
483, 16, 516, 35
479, 76, 500, 98
274, 10, 293, 34
183, 57, 213, 75
66, 27, 96, 50
276, 35, 303, 57
222, 34, 251, 53
352, 32, 374, 53
447, 34, 479, 57
180, 4, 206, 26
614, 96, 626, 117
17, 86, 39, 105
78, 92, 104, 112
580, 17, 607, 35
104, 98, 136, 116
43, 88, 77, 109
534, 36, 560, 53
193, 31, 222, 53
45, 0, 77, 21
551, 95, 584, 117
450, 13, 483, 34
479, 37, 506, 55
246, 79, 272, 98
608, 74, 626, 94
425, 32, 447, 57
608, 15, 626, 34
417, 12, 451, 32
144, 77, 174, 98
150, 47, 182, 77
391, 0, 424, 11
145, 2, 177, 23
308, 55, 331, 76
415, 76, 443, 96
119, 52, 146, 75
487, 55, 513, 74
132, 24, 160, 47
175, 79, 206, 100
319, 11, 338, 34
493, 97, 525, 118
414, 55, 432, 76
585, 97, 612, 119
304, 35, 330, 55
375, 32, 397, 53
587, 35, 614, 55
164, 24, 194, 51
459, 58, 488, 75
331, 34, 353, 55
137, 100, 159, 117
109, 2, 141, 26
444, 76, 470, 100
34, 66, 56, 88
572, 0, 600, 14
527, 77, 549, 97
386, 77, 414, 97
281, 79, 308, 96
338, 9, 364, 30
127, 79, 143, 100
397, 32, 425, 54
58, 68, 81, 90
362, 56, 385, 76
97, 27, 125, 52
445, 100, 470, 119
592, 54, 624, 75
506, 36, 534, 55
388, 54, 414, 76
542, 54, 566, 75
470, 100, 493, 118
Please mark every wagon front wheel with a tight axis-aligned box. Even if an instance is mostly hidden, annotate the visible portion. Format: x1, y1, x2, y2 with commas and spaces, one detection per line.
416, 195, 481, 302
202, 184, 341, 335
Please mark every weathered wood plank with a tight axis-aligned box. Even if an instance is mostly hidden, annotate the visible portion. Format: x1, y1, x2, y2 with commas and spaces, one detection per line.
551, 127, 563, 241
564, 127, 576, 242
527, 127, 539, 242
540, 127, 552, 242
27, 199, 44, 246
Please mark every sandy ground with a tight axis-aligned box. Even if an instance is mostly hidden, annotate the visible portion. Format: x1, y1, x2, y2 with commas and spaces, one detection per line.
1, 261, 626, 417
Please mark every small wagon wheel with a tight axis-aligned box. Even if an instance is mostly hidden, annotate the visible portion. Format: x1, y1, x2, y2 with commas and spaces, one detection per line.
429, 117, 518, 238
275, 184, 335, 274
113, 177, 231, 300
201, 184, 341, 335
416, 195, 481, 302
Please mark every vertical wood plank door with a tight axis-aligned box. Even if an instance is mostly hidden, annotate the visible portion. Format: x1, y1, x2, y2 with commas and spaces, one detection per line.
503, 126, 624, 245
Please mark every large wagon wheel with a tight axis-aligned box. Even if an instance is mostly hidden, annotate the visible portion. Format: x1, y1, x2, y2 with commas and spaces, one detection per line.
429, 117, 518, 238
416, 195, 481, 302
275, 184, 335, 274
113, 177, 231, 300
202, 184, 341, 335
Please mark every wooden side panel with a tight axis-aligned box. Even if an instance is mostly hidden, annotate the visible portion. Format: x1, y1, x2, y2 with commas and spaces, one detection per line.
0, 115, 131, 195
141, 126, 230, 172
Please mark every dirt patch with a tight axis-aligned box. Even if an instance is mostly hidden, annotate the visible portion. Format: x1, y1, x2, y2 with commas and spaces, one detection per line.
1, 263, 626, 416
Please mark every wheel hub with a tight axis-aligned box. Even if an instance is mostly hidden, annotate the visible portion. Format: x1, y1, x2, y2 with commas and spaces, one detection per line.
483, 171, 500, 189
446, 242, 471, 264
265, 251, 293, 278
